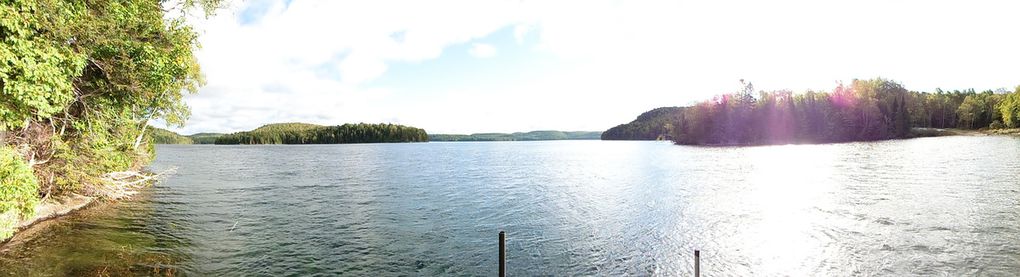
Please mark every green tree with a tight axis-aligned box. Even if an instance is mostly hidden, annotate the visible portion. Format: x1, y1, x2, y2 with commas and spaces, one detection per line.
1000, 86, 1020, 128
0, 0, 86, 130
1, 0, 221, 203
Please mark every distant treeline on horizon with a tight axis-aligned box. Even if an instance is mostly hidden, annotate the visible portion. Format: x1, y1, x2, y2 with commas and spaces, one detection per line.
149, 123, 428, 145
429, 131, 601, 141
603, 78, 1020, 145
149, 124, 602, 145
148, 129, 222, 144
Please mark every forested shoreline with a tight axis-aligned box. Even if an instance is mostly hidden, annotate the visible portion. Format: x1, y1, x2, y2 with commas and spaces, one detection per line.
601, 107, 683, 140
148, 127, 194, 144
604, 79, 1020, 145
212, 123, 428, 144
146, 127, 223, 144
0, 0, 219, 239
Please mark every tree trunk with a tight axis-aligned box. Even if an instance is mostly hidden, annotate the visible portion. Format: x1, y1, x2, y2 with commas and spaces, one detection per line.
133, 119, 150, 150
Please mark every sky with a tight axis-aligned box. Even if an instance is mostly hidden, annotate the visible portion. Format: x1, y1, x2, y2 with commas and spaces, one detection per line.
159, 0, 1020, 135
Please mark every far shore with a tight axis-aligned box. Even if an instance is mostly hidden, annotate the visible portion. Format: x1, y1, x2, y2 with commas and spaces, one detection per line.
910, 128, 1020, 138
983, 128, 1020, 136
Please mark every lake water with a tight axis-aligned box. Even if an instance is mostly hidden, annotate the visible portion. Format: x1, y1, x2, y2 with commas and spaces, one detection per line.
2, 136, 1019, 275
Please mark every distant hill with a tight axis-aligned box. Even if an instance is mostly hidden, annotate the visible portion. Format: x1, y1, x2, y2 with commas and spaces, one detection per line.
147, 127, 193, 144
188, 133, 223, 144
146, 128, 224, 144
251, 122, 323, 132
430, 131, 601, 141
601, 107, 684, 140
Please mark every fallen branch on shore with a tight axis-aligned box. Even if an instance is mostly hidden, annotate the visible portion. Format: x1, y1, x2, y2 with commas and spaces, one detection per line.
97, 167, 177, 199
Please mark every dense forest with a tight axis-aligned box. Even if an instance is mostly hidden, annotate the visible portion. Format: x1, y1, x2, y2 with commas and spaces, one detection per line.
146, 127, 222, 144
0, 0, 219, 239
148, 127, 194, 144
188, 133, 223, 144
603, 78, 1020, 145
430, 131, 601, 141
214, 123, 428, 144
601, 107, 684, 140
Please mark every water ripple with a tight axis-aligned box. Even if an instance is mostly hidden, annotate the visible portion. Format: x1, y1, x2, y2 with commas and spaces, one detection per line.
1, 137, 1019, 275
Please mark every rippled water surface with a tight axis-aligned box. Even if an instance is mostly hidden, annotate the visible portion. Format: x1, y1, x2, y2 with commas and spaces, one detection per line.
2, 136, 1020, 276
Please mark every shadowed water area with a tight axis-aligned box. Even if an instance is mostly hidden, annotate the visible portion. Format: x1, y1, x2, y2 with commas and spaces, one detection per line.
1, 136, 1019, 275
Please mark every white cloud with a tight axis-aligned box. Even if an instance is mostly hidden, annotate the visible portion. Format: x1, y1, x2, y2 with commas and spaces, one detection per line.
172, 0, 529, 133
166, 0, 1020, 134
468, 43, 497, 58
512, 24, 531, 45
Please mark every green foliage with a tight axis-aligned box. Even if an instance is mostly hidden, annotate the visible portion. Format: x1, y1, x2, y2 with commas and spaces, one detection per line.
0, 146, 39, 238
67, 0, 205, 128
147, 127, 193, 144
187, 133, 222, 144
955, 91, 1003, 129
606, 78, 1020, 145
1000, 87, 1020, 128
144, 128, 222, 144
48, 113, 148, 191
431, 131, 601, 141
0, 0, 218, 197
251, 122, 323, 133
665, 77, 913, 143
601, 107, 683, 140
0, 0, 87, 130
215, 123, 429, 144
906, 88, 999, 130
2, 0, 207, 130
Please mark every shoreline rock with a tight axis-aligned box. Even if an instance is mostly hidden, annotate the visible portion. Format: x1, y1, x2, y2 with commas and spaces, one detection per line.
0, 194, 97, 246
0, 167, 161, 246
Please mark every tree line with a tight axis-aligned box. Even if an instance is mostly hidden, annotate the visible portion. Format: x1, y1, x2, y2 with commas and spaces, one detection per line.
145, 127, 223, 144
601, 107, 683, 140
603, 78, 1020, 145
213, 123, 429, 144
673, 79, 1020, 145
148, 127, 194, 144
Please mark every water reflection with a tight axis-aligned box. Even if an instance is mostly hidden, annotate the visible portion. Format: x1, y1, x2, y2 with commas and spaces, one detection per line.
0, 137, 1018, 275
735, 145, 836, 276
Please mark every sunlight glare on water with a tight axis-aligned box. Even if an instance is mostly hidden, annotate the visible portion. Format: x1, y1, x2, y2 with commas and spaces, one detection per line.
1, 136, 1019, 276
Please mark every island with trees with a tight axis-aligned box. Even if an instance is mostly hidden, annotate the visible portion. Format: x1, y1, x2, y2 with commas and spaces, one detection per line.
603, 78, 1020, 145
213, 123, 428, 144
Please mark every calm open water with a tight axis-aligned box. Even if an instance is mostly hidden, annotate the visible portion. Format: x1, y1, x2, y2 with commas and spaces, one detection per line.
1, 136, 1019, 276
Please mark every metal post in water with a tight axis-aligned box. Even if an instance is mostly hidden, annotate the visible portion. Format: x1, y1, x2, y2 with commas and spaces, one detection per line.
694, 250, 700, 277
499, 231, 506, 277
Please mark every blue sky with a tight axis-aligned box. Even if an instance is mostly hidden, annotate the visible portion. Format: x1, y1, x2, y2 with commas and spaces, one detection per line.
161, 0, 1020, 135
